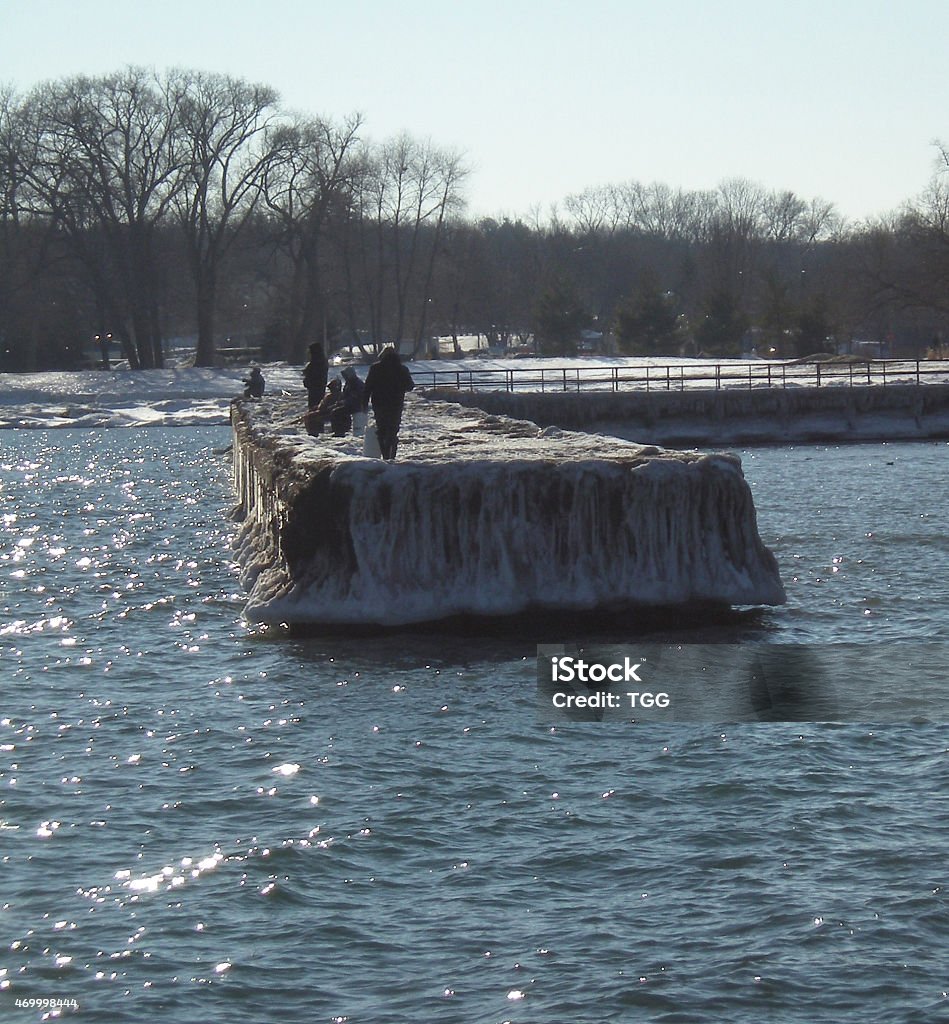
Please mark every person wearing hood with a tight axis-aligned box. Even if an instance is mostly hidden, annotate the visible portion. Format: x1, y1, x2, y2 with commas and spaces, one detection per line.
242, 366, 265, 399
340, 365, 365, 414
363, 347, 414, 460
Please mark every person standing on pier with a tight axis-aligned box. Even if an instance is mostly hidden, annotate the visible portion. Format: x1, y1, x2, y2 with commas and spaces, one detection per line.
303, 342, 329, 409
363, 346, 414, 460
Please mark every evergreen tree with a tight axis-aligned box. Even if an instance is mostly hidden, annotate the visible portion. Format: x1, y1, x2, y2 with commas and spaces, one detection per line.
533, 278, 590, 355
695, 289, 748, 356
794, 294, 834, 356
615, 276, 681, 355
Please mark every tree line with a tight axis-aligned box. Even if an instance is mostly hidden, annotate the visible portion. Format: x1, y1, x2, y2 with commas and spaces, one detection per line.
1, 66, 947, 371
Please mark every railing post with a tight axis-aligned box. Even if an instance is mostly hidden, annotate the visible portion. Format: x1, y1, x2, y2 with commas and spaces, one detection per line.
816, 363, 821, 387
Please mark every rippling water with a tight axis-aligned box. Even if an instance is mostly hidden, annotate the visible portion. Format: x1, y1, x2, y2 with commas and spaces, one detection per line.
2, 429, 948, 1023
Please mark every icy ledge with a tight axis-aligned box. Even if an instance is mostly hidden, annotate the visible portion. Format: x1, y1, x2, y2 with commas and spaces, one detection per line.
231, 395, 785, 627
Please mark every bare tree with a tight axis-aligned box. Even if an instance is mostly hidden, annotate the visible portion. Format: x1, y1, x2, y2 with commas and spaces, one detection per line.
0, 86, 19, 221
344, 134, 467, 354
21, 68, 188, 367
405, 140, 468, 353
858, 143, 949, 324
565, 184, 622, 235
0, 87, 27, 359
173, 70, 283, 366
262, 112, 364, 361
907, 141, 949, 303
624, 182, 700, 239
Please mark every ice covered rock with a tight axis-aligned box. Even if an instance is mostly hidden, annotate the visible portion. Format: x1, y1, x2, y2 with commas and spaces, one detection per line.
230, 395, 785, 627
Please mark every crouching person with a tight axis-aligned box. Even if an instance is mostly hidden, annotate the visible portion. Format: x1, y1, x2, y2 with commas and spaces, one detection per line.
305, 379, 352, 437
242, 366, 265, 399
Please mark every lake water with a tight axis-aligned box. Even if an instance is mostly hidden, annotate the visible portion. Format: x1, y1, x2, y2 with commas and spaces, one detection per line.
2, 427, 948, 1023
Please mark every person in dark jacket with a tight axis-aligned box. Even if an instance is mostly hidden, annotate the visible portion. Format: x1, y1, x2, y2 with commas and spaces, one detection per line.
243, 366, 265, 399
302, 343, 328, 409
363, 346, 414, 460
340, 365, 365, 414
319, 379, 353, 436
305, 379, 352, 436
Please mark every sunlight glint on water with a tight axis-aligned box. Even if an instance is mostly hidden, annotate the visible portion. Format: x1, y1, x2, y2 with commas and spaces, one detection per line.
1, 429, 948, 1023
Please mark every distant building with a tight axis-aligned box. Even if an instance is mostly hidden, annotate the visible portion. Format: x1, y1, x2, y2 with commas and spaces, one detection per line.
578, 329, 607, 354
850, 339, 887, 359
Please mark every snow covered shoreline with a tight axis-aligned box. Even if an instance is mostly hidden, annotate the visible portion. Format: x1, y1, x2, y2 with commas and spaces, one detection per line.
3, 358, 948, 439
0, 366, 258, 428
230, 394, 786, 629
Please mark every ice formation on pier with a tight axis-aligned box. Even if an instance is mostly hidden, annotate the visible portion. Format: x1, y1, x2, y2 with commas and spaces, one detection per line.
231, 396, 785, 627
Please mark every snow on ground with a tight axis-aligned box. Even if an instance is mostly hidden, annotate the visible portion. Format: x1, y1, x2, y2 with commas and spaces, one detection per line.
0, 365, 298, 429
0, 356, 946, 429
237, 392, 674, 467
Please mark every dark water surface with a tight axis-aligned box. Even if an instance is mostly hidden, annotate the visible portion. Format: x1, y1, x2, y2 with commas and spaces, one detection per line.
1, 429, 948, 1023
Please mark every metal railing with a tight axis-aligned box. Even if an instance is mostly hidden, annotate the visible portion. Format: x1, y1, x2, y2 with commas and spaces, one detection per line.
413, 359, 949, 394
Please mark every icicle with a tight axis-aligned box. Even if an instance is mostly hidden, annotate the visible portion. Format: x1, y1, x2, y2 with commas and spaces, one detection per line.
230, 397, 785, 627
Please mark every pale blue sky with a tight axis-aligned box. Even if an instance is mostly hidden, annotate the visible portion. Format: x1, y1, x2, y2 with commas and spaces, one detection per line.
2, 0, 946, 222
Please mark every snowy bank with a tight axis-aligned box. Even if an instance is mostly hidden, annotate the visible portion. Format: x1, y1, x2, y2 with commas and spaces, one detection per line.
0, 358, 761, 428
5, 359, 946, 437
230, 395, 786, 628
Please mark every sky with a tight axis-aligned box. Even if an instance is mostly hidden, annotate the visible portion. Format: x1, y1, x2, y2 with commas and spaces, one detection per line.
2, 0, 947, 223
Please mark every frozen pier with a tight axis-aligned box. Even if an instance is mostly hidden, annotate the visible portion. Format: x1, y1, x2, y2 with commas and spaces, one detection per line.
230, 395, 785, 629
